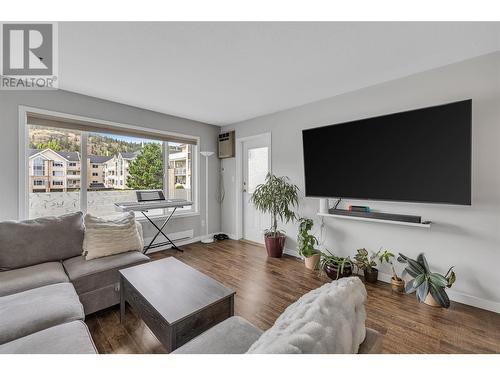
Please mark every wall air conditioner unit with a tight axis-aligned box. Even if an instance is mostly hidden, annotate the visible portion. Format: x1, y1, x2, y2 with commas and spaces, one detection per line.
218, 130, 235, 159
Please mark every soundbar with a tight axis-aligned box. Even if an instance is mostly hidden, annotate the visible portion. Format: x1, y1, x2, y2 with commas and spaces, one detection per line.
327, 208, 421, 223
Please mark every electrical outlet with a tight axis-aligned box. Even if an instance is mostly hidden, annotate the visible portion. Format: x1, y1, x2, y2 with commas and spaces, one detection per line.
201, 219, 205, 227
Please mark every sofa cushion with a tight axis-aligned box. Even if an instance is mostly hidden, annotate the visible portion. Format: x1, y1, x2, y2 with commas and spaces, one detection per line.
83, 212, 143, 260
0, 283, 84, 344
0, 320, 97, 354
63, 251, 149, 295
172, 316, 263, 354
0, 262, 69, 297
358, 328, 384, 354
0, 212, 84, 271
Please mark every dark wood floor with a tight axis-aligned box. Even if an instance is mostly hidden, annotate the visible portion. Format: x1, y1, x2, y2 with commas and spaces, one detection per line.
86, 240, 500, 354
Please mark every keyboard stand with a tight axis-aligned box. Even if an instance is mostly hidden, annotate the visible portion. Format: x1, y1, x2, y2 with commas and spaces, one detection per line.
140, 207, 183, 254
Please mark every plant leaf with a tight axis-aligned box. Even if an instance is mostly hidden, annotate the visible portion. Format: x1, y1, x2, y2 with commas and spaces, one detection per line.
417, 280, 429, 302
429, 273, 448, 288
413, 274, 425, 289
397, 253, 409, 263
405, 280, 417, 294
447, 271, 456, 288
406, 258, 425, 275
417, 253, 430, 273
404, 267, 419, 278
429, 284, 450, 308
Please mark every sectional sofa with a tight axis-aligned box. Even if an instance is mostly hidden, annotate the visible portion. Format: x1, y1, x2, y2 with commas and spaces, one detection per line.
0, 212, 149, 354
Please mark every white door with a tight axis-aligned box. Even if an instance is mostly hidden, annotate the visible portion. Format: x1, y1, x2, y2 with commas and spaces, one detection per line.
242, 135, 271, 243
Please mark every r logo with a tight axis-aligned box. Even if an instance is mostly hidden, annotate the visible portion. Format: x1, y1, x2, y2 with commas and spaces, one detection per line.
2, 23, 53, 76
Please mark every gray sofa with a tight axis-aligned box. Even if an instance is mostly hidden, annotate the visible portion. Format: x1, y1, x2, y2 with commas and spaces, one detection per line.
0, 212, 149, 354
172, 316, 383, 354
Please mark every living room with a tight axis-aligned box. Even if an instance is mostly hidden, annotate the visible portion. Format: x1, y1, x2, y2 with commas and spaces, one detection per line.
1, 1, 500, 373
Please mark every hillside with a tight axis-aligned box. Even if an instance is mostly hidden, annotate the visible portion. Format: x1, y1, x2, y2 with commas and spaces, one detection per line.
29, 126, 142, 155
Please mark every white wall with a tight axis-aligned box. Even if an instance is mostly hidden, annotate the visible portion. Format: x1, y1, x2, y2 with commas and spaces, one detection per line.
0, 89, 221, 238
221, 52, 500, 312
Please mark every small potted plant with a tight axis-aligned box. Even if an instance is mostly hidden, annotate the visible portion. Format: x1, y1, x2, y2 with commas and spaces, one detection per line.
251, 173, 299, 258
379, 250, 405, 293
354, 248, 379, 283
398, 253, 456, 308
319, 250, 353, 280
297, 218, 321, 270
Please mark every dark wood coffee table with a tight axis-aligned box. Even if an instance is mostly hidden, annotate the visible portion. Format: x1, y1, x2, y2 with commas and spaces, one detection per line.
119, 257, 235, 352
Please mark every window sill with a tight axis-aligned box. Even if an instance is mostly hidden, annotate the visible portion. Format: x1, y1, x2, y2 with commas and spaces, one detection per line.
135, 211, 200, 222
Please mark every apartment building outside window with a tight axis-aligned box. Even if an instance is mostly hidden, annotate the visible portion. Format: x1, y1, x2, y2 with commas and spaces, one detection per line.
24, 111, 198, 219
33, 157, 45, 176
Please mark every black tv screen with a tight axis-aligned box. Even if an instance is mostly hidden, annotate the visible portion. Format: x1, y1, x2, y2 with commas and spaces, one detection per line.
302, 100, 472, 205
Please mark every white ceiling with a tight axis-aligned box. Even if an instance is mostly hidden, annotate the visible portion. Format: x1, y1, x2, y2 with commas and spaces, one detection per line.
59, 22, 500, 125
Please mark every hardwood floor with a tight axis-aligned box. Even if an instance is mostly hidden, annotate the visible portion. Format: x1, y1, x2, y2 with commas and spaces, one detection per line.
86, 240, 500, 354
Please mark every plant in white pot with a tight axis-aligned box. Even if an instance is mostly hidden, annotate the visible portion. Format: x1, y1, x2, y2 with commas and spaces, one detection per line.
251, 173, 299, 258
398, 253, 456, 308
297, 218, 320, 270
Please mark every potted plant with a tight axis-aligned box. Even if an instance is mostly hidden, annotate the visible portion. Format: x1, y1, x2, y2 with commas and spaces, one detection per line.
251, 173, 299, 258
297, 218, 321, 270
354, 248, 379, 283
378, 250, 405, 293
398, 253, 456, 308
319, 250, 353, 280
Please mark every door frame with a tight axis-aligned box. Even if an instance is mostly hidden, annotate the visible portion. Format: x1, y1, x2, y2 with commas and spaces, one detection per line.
234, 132, 272, 240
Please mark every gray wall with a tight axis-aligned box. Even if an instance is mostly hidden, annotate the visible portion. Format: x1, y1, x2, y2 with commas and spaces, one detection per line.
0, 89, 221, 238
221, 52, 500, 312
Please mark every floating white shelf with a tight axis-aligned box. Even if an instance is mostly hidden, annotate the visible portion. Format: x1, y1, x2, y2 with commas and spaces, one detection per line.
317, 212, 432, 228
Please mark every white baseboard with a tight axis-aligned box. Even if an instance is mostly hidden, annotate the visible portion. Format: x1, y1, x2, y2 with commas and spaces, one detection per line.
284, 247, 301, 258
227, 233, 239, 240
375, 270, 500, 313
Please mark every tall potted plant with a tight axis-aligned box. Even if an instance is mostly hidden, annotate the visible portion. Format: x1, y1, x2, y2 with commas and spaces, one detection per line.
398, 253, 456, 308
251, 173, 299, 258
297, 218, 320, 269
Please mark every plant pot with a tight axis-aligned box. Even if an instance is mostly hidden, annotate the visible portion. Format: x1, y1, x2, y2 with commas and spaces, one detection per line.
424, 292, 441, 307
304, 253, 321, 270
391, 277, 405, 293
264, 234, 286, 258
324, 263, 353, 280
364, 268, 378, 283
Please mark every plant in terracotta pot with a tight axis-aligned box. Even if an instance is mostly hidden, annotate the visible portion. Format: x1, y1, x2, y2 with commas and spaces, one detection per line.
354, 248, 379, 283
378, 250, 405, 293
297, 218, 320, 270
251, 173, 299, 258
319, 250, 353, 280
397, 253, 456, 308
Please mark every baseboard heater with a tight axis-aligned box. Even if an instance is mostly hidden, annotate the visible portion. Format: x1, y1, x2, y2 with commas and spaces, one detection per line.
328, 208, 421, 224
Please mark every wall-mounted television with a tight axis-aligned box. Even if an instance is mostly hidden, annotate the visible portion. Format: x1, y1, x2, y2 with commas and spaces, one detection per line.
302, 100, 472, 205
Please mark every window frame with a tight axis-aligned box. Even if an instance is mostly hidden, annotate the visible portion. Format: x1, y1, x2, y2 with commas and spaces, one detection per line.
19, 106, 200, 220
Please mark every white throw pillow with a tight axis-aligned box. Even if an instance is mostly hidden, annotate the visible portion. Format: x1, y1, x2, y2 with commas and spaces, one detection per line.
83, 212, 144, 260
246, 277, 367, 354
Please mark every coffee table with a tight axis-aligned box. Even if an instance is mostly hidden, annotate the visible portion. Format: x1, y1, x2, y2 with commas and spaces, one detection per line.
119, 257, 235, 352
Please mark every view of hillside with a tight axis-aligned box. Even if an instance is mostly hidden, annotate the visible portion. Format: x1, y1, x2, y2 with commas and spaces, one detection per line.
29, 126, 143, 155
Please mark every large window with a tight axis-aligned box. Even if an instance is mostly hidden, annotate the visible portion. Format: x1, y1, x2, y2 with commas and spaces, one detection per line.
26, 119, 197, 219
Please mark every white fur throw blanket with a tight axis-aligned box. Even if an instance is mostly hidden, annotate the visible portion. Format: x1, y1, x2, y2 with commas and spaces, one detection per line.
246, 277, 367, 354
